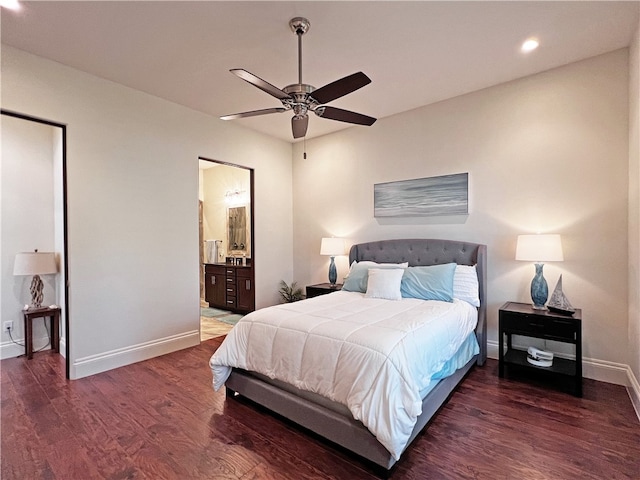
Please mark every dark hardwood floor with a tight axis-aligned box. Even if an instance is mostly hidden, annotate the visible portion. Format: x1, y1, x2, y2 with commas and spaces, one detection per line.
2, 338, 639, 479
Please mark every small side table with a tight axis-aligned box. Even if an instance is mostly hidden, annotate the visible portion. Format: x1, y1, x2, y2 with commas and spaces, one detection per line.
499, 301, 582, 396
23, 306, 60, 359
306, 283, 343, 298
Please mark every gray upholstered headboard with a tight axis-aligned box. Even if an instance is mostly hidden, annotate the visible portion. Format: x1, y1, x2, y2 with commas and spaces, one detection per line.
348, 238, 487, 365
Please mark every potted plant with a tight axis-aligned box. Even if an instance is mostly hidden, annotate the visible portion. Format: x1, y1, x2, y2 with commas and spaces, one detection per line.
278, 280, 304, 303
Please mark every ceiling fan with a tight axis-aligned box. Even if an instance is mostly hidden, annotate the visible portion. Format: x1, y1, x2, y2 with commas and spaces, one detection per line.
220, 17, 377, 139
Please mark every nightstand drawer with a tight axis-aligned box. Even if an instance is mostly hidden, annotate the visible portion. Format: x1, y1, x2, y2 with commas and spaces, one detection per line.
502, 313, 577, 342
504, 314, 546, 335
547, 318, 578, 342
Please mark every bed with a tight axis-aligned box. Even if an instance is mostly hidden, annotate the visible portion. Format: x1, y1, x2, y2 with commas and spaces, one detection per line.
210, 238, 487, 472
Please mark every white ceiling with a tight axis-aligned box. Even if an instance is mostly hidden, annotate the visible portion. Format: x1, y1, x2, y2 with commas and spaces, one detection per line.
2, 1, 638, 143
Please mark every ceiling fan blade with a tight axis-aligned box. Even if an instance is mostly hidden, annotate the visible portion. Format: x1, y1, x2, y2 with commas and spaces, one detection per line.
292, 115, 309, 138
230, 69, 291, 101
310, 72, 371, 105
315, 106, 376, 126
220, 107, 287, 121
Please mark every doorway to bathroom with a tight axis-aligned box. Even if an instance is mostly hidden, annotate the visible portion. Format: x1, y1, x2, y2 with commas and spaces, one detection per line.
198, 157, 254, 340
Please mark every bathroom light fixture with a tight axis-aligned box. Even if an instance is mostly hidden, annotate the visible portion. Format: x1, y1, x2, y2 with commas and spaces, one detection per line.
14, 250, 58, 309
224, 189, 245, 199
224, 189, 247, 205
521, 38, 539, 53
0, 0, 21, 10
516, 234, 563, 309
320, 237, 346, 285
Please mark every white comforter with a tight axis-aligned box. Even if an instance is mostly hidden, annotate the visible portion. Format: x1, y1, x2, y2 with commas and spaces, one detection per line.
209, 291, 478, 459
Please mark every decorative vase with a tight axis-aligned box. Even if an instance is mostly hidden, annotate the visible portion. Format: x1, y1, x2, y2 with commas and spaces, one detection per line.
328, 256, 337, 285
530, 263, 548, 309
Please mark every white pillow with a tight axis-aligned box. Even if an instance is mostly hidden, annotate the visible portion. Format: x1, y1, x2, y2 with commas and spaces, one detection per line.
343, 261, 409, 293
365, 268, 404, 300
453, 264, 480, 307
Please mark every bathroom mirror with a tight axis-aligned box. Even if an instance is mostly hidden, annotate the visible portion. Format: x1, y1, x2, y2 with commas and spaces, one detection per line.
228, 205, 248, 254
199, 159, 252, 261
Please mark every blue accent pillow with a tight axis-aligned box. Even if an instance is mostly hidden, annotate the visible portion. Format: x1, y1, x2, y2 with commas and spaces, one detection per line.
342, 261, 408, 293
400, 263, 457, 302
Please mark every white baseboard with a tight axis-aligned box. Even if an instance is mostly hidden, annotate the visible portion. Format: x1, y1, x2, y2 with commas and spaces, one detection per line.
627, 365, 640, 421
0, 334, 55, 360
70, 330, 200, 379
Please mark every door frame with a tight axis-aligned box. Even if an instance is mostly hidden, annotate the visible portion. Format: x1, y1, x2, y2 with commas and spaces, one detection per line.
198, 156, 255, 319
2, 109, 70, 379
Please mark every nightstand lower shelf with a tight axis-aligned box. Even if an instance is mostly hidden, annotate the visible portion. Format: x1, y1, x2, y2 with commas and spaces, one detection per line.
503, 349, 576, 377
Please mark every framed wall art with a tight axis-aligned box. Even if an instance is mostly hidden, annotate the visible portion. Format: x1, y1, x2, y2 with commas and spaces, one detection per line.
374, 172, 468, 217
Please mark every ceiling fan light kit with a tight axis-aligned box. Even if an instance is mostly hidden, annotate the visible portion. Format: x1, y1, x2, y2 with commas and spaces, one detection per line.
221, 17, 376, 139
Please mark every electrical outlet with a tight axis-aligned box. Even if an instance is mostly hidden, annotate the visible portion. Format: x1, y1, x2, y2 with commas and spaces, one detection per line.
3, 321, 13, 332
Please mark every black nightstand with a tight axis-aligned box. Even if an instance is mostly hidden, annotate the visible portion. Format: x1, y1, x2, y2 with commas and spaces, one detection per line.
499, 301, 582, 397
306, 283, 343, 298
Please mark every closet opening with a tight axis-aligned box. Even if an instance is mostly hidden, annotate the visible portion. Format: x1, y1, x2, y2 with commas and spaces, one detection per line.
1, 109, 70, 378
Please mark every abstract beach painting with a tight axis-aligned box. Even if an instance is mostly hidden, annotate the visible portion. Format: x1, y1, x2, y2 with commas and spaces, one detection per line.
374, 173, 468, 217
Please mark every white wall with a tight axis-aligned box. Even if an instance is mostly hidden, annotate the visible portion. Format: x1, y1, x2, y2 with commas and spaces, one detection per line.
628, 20, 640, 412
293, 50, 630, 382
1, 46, 293, 378
1, 115, 58, 357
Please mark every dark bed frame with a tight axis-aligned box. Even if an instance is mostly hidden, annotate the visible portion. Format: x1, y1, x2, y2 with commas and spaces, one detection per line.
225, 239, 487, 471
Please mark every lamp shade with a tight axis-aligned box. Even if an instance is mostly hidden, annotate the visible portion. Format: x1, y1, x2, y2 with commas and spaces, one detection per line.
13, 252, 57, 276
515, 234, 563, 262
320, 237, 346, 256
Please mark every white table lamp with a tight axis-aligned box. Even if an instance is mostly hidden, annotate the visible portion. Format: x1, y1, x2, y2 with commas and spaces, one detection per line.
14, 251, 58, 309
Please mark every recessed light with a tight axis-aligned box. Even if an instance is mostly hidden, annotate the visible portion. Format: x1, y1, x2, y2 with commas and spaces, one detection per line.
521, 38, 539, 53
0, 0, 20, 10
